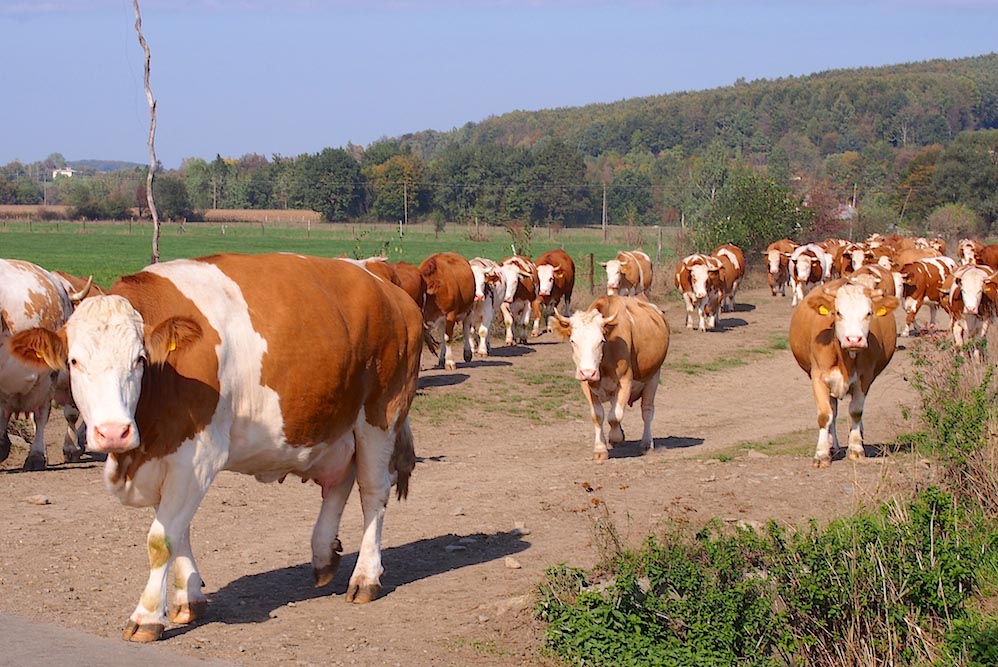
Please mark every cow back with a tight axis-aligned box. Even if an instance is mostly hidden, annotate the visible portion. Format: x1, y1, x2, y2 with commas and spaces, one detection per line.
590, 295, 669, 383
419, 252, 476, 322
392, 261, 427, 308
978, 244, 998, 271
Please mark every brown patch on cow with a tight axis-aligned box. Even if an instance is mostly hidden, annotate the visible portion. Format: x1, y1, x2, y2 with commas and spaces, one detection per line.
201, 254, 422, 444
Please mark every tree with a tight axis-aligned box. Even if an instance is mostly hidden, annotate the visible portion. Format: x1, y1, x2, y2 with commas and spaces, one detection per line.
153, 173, 193, 221
934, 129, 998, 230
528, 138, 592, 226
926, 203, 983, 241
365, 154, 423, 222
295, 148, 365, 221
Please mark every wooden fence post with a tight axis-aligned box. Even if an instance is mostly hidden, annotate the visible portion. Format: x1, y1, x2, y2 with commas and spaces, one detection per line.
588, 253, 595, 296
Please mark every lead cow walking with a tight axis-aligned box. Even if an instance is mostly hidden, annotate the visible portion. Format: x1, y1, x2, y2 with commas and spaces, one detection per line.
9, 253, 423, 642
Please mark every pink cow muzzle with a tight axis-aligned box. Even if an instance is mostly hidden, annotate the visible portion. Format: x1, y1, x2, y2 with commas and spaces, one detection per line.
90, 422, 139, 453
842, 335, 867, 349
576, 368, 600, 381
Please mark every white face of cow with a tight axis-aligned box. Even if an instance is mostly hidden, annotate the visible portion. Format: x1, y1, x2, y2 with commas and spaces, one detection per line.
470, 264, 488, 302
960, 244, 978, 266
499, 263, 522, 303
849, 249, 865, 272
536, 264, 556, 297
561, 310, 614, 382
766, 250, 781, 274
957, 267, 988, 315
604, 259, 622, 291
64, 295, 147, 453
795, 255, 814, 282
689, 263, 710, 300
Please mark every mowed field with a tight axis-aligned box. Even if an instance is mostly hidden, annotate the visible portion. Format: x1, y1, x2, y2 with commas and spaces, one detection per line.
0, 232, 936, 666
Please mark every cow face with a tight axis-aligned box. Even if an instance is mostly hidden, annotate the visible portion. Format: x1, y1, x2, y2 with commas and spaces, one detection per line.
795, 254, 817, 282
470, 263, 490, 302
7, 295, 202, 454
602, 259, 623, 292
553, 309, 617, 382
849, 248, 865, 272
537, 264, 558, 297
810, 284, 898, 351
688, 263, 712, 300
499, 261, 532, 304
764, 249, 782, 274
952, 266, 989, 315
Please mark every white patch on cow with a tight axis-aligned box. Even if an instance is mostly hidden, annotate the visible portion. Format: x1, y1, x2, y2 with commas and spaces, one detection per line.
904, 295, 919, 314
565, 309, 608, 382
689, 263, 710, 300
766, 249, 781, 274
958, 266, 988, 315
604, 259, 622, 294
536, 264, 556, 296
717, 248, 740, 272
849, 249, 865, 271
470, 263, 488, 301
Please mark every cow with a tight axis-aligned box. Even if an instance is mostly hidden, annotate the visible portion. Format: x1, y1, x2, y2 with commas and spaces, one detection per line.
789, 278, 899, 468
601, 249, 653, 297
1, 259, 92, 469
712, 243, 745, 312
674, 253, 723, 331
789, 243, 831, 306
420, 252, 476, 369
553, 296, 670, 460
835, 242, 868, 278
532, 249, 575, 334
762, 239, 796, 297
977, 244, 998, 271
392, 261, 428, 309
468, 257, 505, 356
850, 264, 898, 298
939, 264, 996, 348
898, 256, 957, 336
498, 255, 539, 345
7, 253, 423, 643
957, 239, 985, 266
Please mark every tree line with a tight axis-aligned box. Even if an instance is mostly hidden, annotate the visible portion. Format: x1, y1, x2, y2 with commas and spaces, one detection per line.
2, 53, 997, 253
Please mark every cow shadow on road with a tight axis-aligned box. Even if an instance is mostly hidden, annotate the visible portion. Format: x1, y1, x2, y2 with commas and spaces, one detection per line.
487, 345, 537, 358
171, 531, 530, 635
732, 302, 756, 313
607, 436, 704, 458
715, 317, 749, 331
418, 373, 470, 389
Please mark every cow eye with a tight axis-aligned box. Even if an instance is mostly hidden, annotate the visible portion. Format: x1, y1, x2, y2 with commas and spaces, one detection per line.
134, 355, 147, 370
69, 358, 78, 368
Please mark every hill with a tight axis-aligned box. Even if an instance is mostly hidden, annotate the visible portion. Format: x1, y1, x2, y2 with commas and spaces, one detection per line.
68, 159, 144, 172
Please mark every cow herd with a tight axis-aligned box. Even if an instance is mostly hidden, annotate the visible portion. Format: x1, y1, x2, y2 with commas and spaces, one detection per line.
0, 233, 993, 642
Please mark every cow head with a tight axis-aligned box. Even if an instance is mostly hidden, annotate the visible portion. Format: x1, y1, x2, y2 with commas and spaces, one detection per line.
470, 262, 502, 302
849, 247, 866, 273
7, 295, 202, 454
499, 260, 532, 304
948, 266, 989, 316
762, 249, 782, 275
809, 284, 898, 351
536, 264, 562, 297
795, 253, 818, 282
553, 308, 618, 382
601, 259, 623, 294
687, 260, 716, 300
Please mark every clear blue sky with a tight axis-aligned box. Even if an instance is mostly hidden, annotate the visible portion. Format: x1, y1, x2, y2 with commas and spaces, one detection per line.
2, 1, 996, 169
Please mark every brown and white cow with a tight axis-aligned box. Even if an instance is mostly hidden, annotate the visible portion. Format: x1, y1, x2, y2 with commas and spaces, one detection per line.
957, 239, 985, 266
532, 249, 575, 334
940, 264, 996, 348
601, 249, 653, 297
977, 244, 998, 271
8, 253, 423, 642
849, 264, 898, 298
554, 296, 670, 460
898, 256, 957, 336
674, 253, 723, 331
789, 279, 899, 467
1, 259, 92, 469
498, 255, 539, 345
789, 243, 832, 306
712, 243, 745, 312
420, 252, 476, 368
762, 238, 796, 297
835, 242, 868, 278
468, 257, 505, 356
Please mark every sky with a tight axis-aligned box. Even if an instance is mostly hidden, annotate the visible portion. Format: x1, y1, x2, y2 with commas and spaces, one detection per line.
2, 0, 997, 170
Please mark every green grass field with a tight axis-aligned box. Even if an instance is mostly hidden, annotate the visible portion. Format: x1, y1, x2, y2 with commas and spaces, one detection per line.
0, 220, 679, 288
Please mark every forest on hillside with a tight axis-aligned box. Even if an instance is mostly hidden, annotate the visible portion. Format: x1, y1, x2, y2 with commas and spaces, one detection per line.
2, 53, 997, 252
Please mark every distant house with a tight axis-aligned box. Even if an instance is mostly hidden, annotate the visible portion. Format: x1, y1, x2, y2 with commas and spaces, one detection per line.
52, 167, 76, 178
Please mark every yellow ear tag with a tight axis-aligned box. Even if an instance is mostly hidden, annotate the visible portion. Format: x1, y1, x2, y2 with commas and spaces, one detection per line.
35, 352, 44, 360
168, 340, 177, 352
875, 306, 888, 317
818, 305, 830, 316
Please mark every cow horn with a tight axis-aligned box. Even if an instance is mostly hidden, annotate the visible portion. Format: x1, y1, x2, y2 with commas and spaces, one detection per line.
553, 310, 571, 326
68, 275, 94, 303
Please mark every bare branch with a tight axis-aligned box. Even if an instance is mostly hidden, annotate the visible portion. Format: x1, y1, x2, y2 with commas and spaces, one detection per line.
133, 0, 160, 264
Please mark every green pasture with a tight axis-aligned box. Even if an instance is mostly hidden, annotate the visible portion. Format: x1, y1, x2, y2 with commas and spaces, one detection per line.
0, 220, 679, 288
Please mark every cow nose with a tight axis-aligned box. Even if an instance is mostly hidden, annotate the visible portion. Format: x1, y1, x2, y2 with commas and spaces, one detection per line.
577, 368, 599, 381
92, 423, 135, 452
503, 296, 513, 304
695, 291, 707, 299
474, 294, 484, 302
843, 335, 866, 348
539, 289, 551, 296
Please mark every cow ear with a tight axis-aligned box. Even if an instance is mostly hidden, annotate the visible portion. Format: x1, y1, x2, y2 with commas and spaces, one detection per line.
7, 327, 68, 371
145, 317, 203, 366
873, 295, 899, 317
553, 269, 564, 279
602, 313, 619, 332
598, 262, 608, 268
552, 312, 572, 339
809, 294, 835, 317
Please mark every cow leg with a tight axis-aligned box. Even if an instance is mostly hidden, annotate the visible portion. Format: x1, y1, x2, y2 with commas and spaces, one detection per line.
23, 403, 51, 471
581, 383, 608, 460
462, 318, 473, 363
440, 318, 457, 370
169, 524, 208, 624
562, 294, 572, 318
846, 389, 866, 461
903, 299, 919, 336
476, 321, 490, 356
501, 302, 515, 345
530, 299, 543, 337
638, 373, 660, 452
62, 401, 85, 463
518, 305, 531, 344
607, 379, 630, 446
683, 293, 695, 329
811, 375, 836, 468
927, 303, 938, 330
345, 420, 394, 604
122, 469, 213, 642
0, 409, 11, 464
792, 280, 802, 307
312, 466, 356, 588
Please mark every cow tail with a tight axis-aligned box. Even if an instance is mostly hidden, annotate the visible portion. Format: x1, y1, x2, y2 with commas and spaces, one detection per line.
391, 417, 417, 501
422, 325, 439, 356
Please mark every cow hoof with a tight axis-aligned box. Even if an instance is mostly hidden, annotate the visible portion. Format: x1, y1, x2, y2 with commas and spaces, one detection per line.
169, 600, 207, 624
847, 451, 865, 461
463, 349, 472, 363
444, 361, 457, 370
22, 453, 46, 471
345, 582, 380, 604
812, 458, 831, 469
313, 555, 342, 588
592, 451, 608, 461
122, 620, 164, 643
63, 448, 83, 464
